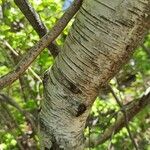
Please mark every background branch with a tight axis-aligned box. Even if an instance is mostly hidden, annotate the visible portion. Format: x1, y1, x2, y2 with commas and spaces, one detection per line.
86, 88, 150, 147
0, 104, 25, 150
3, 40, 42, 83
0, 0, 83, 90
14, 0, 60, 57
108, 85, 139, 150
0, 93, 37, 132
1, 40, 41, 101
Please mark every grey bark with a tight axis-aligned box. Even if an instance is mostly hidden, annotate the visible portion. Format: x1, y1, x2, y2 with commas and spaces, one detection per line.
39, 0, 150, 149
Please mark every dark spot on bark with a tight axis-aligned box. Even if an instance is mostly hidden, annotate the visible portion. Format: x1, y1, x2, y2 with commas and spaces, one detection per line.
76, 103, 86, 117
68, 82, 82, 94
50, 145, 64, 150
16, 66, 21, 72
126, 45, 130, 51
43, 70, 49, 85
116, 20, 134, 28
62, 95, 68, 99
50, 136, 64, 150
39, 118, 46, 131
38, 106, 42, 113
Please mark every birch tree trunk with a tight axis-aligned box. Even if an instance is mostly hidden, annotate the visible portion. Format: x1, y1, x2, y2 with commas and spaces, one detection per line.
39, 0, 150, 149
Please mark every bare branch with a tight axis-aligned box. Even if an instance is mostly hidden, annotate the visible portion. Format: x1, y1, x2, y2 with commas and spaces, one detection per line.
14, 0, 60, 57
0, 93, 37, 132
0, 104, 25, 150
3, 40, 42, 83
1, 40, 41, 101
0, 93, 23, 112
0, 0, 83, 90
14, 0, 47, 37
86, 88, 150, 147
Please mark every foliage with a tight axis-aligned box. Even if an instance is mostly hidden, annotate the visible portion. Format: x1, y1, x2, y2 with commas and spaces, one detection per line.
0, 0, 149, 149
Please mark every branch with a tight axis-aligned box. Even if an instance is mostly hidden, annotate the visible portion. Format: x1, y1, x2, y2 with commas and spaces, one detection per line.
14, 0, 60, 57
14, 0, 47, 37
0, 0, 83, 90
3, 40, 42, 83
0, 93, 37, 132
108, 85, 139, 150
0, 93, 23, 112
86, 88, 150, 148
0, 104, 25, 150
1, 40, 41, 101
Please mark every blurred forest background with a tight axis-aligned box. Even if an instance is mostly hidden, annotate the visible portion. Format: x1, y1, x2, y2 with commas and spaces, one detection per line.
0, 0, 150, 149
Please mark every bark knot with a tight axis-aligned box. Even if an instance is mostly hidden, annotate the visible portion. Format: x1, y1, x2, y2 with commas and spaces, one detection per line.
76, 103, 86, 117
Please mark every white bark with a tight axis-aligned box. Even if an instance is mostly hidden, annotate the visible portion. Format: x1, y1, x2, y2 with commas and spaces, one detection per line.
39, 0, 150, 149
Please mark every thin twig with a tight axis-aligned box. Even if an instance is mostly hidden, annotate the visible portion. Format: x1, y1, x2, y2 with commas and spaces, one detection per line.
85, 87, 150, 148
0, 93, 23, 112
1, 40, 39, 101
0, 93, 37, 132
3, 40, 42, 83
108, 85, 139, 150
0, 0, 83, 90
0, 115, 25, 150
1, 40, 41, 101
1, 103, 37, 150
107, 115, 117, 150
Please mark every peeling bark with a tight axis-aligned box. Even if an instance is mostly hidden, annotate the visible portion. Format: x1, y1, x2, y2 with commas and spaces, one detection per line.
39, 0, 150, 149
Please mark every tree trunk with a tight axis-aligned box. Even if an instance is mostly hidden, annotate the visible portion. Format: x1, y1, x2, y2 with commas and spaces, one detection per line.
39, 0, 150, 149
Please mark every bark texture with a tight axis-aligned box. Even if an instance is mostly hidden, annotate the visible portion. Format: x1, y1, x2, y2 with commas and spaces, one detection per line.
39, 0, 150, 149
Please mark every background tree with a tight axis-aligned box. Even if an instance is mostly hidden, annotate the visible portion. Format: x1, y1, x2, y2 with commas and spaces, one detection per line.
0, 0, 150, 150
